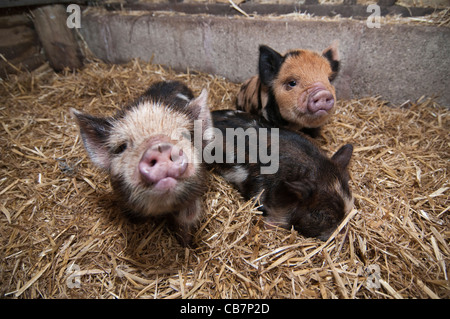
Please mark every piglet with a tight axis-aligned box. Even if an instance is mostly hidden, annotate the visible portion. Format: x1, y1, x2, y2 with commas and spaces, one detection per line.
208, 110, 353, 241
71, 81, 212, 246
236, 43, 339, 137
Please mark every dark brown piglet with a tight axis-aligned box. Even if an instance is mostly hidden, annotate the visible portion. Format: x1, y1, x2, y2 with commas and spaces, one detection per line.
236, 43, 339, 137
71, 81, 212, 246
208, 110, 353, 241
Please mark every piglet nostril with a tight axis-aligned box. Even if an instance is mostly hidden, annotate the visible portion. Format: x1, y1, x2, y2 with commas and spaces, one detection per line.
169, 148, 183, 162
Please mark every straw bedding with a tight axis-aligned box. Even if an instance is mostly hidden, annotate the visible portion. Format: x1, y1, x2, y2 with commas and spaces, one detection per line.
0, 59, 448, 299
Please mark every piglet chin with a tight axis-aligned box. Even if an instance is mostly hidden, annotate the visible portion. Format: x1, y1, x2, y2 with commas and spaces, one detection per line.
153, 177, 178, 192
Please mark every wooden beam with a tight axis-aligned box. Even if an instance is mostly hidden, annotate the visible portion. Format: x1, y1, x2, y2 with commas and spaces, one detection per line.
0, 1, 88, 9
31, 4, 83, 72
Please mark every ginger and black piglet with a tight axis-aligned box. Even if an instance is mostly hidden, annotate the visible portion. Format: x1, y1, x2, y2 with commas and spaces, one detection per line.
237, 43, 339, 137
208, 110, 353, 241
71, 81, 212, 246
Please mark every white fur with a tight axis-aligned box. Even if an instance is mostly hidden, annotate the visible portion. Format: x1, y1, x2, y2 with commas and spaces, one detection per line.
176, 93, 191, 103
223, 165, 248, 185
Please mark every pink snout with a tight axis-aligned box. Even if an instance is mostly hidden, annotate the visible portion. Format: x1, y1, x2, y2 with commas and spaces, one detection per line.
139, 143, 188, 190
307, 87, 335, 114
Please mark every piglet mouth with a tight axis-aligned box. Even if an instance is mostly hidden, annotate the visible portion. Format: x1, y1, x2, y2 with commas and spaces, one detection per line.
151, 177, 178, 192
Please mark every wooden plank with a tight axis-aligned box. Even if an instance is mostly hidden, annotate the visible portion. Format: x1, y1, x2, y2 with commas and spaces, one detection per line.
0, 1, 87, 9
31, 4, 83, 72
0, 14, 33, 28
0, 25, 38, 60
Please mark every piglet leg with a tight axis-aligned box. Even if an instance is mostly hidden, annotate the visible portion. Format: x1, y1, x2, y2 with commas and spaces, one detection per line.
171, 199, 202, 247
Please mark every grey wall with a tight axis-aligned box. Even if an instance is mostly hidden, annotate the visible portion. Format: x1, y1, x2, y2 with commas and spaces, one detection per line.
80, 11, 450, 106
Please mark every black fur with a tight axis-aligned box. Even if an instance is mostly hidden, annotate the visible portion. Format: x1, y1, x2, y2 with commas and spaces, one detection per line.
209, 110, 353, 240
120, 81, 196, 119
141, 81, 194, 106
258, 46, 289, 129
258, 45, 283, 86
322, 48, 340, 81
263, 90, 288, 128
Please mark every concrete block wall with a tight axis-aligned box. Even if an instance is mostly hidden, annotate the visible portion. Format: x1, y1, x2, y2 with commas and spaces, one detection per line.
80, 10, 450, 106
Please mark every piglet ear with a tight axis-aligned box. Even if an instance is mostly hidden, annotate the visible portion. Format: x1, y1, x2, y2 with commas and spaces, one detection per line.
331, 144, 353, 171
70, 108, 112, 170
285, 180, 315, 200
259, 45, 283, 86
188, 89, 213, 137
322, 40, 340, 81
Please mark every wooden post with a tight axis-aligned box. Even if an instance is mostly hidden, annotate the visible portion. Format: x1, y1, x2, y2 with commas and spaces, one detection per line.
32, 4, 83, 72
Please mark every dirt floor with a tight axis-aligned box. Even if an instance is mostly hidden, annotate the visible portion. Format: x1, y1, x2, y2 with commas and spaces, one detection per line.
0, 59, 448, 299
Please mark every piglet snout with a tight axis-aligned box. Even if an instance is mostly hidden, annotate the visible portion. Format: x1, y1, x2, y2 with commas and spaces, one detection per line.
139, 143, 187, 189
307, 85, 335, 114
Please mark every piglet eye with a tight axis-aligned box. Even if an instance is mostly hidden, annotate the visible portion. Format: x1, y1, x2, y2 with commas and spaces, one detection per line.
112, 143, 127, 155
285, 80, 297, 90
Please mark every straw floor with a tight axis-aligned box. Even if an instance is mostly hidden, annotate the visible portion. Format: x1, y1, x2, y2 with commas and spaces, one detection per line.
0, 59, 448, 299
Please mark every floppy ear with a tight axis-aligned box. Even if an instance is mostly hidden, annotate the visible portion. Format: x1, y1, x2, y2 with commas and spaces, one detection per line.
259, 45, 283, 86
331, 144, 353, 171
70, 108, 113, 170
285, 180, 315, 200
322, 41, 340, 81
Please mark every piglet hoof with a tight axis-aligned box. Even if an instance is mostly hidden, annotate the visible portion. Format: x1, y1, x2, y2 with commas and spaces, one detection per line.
173, 229, 194, 248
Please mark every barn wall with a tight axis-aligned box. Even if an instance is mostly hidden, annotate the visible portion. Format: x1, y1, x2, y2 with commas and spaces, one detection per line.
80, 11, 450, 106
